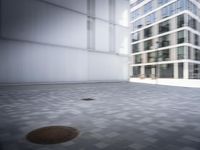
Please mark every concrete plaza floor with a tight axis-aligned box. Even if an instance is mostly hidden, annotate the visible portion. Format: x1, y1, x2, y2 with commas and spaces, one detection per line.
0, 82, 200, 150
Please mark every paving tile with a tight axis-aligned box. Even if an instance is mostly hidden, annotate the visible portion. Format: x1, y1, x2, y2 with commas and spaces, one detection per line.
0, 83, 200, 150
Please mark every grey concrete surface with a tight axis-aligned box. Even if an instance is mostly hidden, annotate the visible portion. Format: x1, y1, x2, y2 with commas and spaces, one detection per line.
0, 82, 200, 150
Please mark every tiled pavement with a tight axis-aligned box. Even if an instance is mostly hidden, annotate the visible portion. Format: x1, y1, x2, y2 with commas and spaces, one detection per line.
0, 82, 200, 150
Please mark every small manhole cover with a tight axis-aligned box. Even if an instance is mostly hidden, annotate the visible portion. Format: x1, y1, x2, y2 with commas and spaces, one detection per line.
26, 126, 79, 144
81, 98, 95, 101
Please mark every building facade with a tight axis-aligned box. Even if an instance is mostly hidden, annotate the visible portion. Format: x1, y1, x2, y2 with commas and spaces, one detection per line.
130, 0, 200, 79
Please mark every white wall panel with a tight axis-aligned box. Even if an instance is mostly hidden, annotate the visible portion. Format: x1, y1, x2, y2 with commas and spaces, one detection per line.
0, 40, 88, 83
1, 0, 87, 48
43, 0, 87, 13
115, 26, 129, 54
95, 0, 109, 21
88, 52, 129, 81
115, 0, 129, 27
95, 20, 110, 52
0, 0, 129, 84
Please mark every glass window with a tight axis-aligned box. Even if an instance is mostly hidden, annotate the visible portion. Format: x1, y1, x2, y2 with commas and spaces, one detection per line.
157, 49, 170, 61
178, 63, 183, 78
177, 14, 184, 28
144, 40, 153, 50
158, 35, 170, 48
145, 12, 156, 25
177, 31, 184, 44
161, 6, 168, 18
132, 9, 141, 20
177, 0, 185, 12
188, 1, 193, 12
194, 49, 200, 61
177, 46, 185, 59
187, 31, 191, 43
144, 27, 152, 38
187, 47, 192, 59
147, 52, 157, 63
194, 34, 199, 46
145, 65, 156, 78
132, 66, 141, 77
133, 19, 143, 30
135, 54, 142, 64
159, 20, 170, 34
158, 0, 171, 6
159, 64, 174, 78
132, 44, 139, 53
144, 1, 153, 14
161, 3, 176, 18
193, 64, 200, 79
188, 16, 197, 30
132, 32, 140, 42
188, 1, 197, 15
169, 2, 176, 15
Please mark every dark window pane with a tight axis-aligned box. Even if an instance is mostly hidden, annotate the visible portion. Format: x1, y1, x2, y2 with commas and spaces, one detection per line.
159, 20, 170, 34
188, 16, 197, 30
177, 46, 184, 60
147, 52, 157, 63
132, 44, 139, 53
144, 27, 152, 38
157, 49, 170, 61
132, 66, 141, 77
135, 54, 142, 64
178, 63, 183, 78
194, 49, 200, 61
144, 40, 153, 50
159, 35, 170, 47
159, 64, 174, 78
145, 65, 156, 78
177, 14, 184, 28
177, 31, 184, 44
194, 34, 199, 46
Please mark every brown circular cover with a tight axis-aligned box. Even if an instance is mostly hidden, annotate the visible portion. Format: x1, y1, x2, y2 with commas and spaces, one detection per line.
26, 126, 79, 144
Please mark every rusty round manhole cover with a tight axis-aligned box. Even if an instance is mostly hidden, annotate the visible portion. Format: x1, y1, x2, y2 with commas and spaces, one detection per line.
26, 126, 79, 144
81, 98, 95, 101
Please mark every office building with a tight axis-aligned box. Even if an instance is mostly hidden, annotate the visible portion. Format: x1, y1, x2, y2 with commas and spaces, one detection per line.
130, 0, 200, 79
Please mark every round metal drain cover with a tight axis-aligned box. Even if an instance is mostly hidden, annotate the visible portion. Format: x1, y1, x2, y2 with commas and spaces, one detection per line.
81, 98, 95, 101
26, 126, 79, 144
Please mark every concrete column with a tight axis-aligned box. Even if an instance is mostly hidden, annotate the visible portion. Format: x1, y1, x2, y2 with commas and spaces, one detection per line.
132, 55, 135, 64
142, 53, 147, 63
184, 46, 188, 59
171, 47, 176, 61
141, 65, 145, 78
174, 63, 178, 79
171, 17, 176, 31
140, 30, 143, 41
190, 47, 194, 60
184, 62, 189, 79
170, 32, 176, 46
152, 25, 157, 38
139, 42, 143, 52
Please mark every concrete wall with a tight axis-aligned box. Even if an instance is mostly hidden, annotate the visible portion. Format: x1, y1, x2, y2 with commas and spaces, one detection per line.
0, 0, 129, 84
